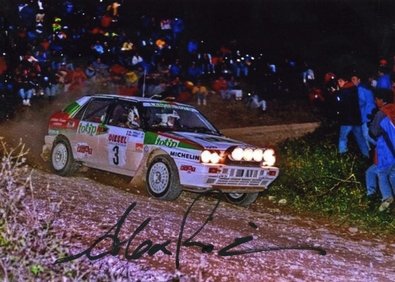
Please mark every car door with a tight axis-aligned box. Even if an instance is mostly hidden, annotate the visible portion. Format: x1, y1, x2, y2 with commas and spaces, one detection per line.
101, 100, 145, 175
75, 97, 112, 168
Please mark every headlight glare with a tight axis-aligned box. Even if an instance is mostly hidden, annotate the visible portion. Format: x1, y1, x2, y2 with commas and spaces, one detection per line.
253, 148, 263, 162
262, 149, 276, 166
231, 147, 243, 161
210, 152, 220, 164
243, 148, 253, 161
201, 150, 211, 163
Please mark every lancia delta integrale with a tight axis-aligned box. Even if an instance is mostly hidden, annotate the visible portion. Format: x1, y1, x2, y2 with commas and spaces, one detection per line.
43, 95, 279, 206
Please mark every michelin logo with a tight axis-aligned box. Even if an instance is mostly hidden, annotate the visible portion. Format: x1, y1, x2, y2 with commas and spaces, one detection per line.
170, 151, 199, 160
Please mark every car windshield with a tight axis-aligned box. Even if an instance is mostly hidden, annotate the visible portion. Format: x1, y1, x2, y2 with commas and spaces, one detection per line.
142, 102, 220, 135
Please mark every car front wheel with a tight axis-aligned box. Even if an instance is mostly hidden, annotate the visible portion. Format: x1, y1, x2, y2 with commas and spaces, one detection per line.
51, 136, 77, 176
225, 192, 259, 206
146, 155, 182, 200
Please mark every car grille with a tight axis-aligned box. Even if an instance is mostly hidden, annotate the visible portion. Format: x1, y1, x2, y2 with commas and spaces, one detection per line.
206, 168, 270, 187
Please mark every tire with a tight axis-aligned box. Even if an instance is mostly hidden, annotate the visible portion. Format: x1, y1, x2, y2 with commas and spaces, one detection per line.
225, 192, 259, 207
51, 136, 78, 176
146, 155, 182, 200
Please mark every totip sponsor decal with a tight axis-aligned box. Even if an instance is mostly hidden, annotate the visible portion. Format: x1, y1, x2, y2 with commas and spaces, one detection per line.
78, 122, 98, 136
155, 136, 180, 148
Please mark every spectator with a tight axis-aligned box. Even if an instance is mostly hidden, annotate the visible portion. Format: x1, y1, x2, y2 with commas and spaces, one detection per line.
40, 65, 58, 100
186, 61, 202, 82
15, 65, 34, 106
192, 80, 208, 106
367, 88, 395, 211
351, 73, 377, 150
335, 73, 369, 158
169, 59, 182, 78
212, 75, 228, 98
376, 66, 391, 89
131, 51, 144, 69
247, 93, 267, 111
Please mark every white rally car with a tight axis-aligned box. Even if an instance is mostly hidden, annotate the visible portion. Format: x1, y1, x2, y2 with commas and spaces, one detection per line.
43, 94, 279, 206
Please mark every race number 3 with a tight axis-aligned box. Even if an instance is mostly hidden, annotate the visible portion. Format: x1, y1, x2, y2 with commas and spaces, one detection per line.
109, 144, 126, 166
112, 145, 119, 165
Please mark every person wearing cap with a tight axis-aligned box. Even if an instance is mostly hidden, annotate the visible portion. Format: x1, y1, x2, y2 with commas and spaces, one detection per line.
367, 88, 395, 212
335, 73, 370, 158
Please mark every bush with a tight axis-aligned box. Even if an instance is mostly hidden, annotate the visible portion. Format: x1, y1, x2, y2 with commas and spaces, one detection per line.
269, 125, 395, 233
0, 138, 92, 280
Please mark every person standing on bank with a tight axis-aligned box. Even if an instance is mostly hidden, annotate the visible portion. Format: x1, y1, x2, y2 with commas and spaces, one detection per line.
335, 73, 370, 158
351, 73, 377, 150
367, 88, 395, 211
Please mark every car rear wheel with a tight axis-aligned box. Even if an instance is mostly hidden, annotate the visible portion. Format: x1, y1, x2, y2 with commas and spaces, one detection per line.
51, 136, 78, 176
225, 192, 259, 206
146, 155, 182, 200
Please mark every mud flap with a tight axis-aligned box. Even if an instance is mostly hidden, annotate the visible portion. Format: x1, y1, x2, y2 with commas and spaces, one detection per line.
129, 154, 149, 189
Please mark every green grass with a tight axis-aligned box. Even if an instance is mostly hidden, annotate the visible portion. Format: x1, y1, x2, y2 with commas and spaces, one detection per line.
269, 124, 395, 234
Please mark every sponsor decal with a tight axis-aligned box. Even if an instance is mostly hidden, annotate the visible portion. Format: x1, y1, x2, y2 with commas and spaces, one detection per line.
180, 165, 196, 173
135, 143, 144, 152
109, 134, 127, 145
155, 136, 179, 148
144, 132, 200, 150
127, 130, 144, 138
142, 102, 197, 112
170, 151, 199, 160
48, 129, 60, 135
77, 144, 93, 155
78, 122, 97, 136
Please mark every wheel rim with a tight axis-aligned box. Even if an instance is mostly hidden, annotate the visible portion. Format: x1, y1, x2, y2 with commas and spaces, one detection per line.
52, 143, 68, 171
227, 193, 245, 201
148, 162, 170, 194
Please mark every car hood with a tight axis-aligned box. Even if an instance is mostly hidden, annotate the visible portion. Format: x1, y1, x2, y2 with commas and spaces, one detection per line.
163, 131, 247, 150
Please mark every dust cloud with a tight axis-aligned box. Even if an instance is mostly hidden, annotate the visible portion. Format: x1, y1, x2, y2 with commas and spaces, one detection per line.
0, 87, 86, 170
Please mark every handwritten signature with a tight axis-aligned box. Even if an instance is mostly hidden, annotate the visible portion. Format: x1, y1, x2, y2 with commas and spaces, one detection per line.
56, 191, 326, 269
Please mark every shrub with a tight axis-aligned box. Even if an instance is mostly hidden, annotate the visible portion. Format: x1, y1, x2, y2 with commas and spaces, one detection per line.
0, 138, 92, 280
269, 125, 395, 233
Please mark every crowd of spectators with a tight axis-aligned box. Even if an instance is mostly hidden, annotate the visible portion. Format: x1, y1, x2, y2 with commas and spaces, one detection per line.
0, 0, 270, 110
0, 0, 329, 116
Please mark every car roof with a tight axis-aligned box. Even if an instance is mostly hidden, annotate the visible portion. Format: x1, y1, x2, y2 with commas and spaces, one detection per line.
88, 94, 193, 107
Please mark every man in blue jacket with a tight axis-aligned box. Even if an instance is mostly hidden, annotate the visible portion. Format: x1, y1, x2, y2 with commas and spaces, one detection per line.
367, 88, 395, 211
351, 73, 377, 150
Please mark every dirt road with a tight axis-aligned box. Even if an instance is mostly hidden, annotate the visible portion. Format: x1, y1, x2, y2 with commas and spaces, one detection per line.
30, 169, 395, 281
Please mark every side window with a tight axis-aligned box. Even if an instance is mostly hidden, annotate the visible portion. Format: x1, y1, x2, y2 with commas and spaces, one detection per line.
74, 104, 88, 120
108, 101, 141, 129
82, 99, 112, 123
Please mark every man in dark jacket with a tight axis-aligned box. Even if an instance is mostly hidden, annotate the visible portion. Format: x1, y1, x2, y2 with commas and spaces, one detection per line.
335, 73, 369, 158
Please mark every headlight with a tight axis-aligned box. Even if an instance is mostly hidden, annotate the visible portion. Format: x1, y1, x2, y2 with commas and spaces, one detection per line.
211, 152, 220, 164
201, 150, 212, 163
262, 149, 276, 166
231, 147, 243, 161
252, 148, 263, 162
201, 150, 221, 164
229, 147, 275, 165
243, 148, 253, 161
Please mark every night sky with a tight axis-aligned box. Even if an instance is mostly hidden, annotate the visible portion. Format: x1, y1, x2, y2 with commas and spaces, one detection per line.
122, 0, 395, 66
